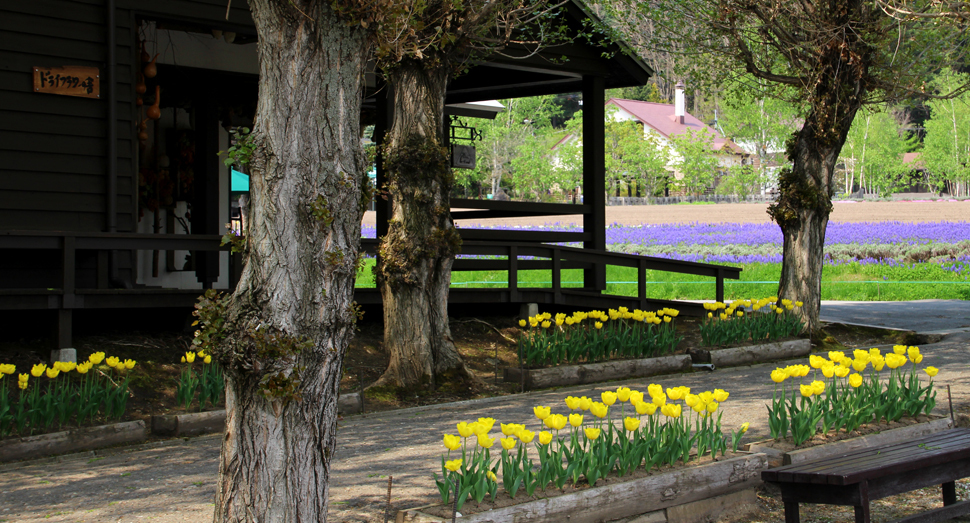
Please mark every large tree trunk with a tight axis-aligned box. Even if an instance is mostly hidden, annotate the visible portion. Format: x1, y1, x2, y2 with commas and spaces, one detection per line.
373, 58, 470, 390
212, 2, 368, 521
769, 29, 868, 335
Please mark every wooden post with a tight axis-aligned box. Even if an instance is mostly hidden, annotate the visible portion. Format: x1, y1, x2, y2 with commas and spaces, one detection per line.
374, 84, 393, 240
716, 268, 725, 303
509, 245, 518, 301
582, 75, 606, 292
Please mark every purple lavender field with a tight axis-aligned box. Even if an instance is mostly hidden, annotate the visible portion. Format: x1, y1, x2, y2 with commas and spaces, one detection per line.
360, 221, 970, 300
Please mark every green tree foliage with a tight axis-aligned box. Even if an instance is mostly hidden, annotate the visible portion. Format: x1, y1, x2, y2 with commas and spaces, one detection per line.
839, 109, 909, 197
669, 128, 720, 197
604, 0, 970, 333
922, 69, 970, 197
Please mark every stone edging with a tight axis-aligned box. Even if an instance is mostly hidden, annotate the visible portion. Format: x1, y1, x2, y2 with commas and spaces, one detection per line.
397, 453, 768, 523
745, 417, 954, 468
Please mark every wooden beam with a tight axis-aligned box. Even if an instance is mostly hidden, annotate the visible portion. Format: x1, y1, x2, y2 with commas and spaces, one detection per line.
582, 74, 606, 291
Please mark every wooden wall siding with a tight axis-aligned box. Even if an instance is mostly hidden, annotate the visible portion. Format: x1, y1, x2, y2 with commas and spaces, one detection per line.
0, 0, 136, 233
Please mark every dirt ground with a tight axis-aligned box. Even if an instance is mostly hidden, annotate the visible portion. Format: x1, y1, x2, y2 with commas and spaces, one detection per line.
363, 199, 970, 228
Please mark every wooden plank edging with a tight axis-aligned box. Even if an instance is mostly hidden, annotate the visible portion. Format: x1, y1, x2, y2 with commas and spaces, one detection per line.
0, 420, 147, 463
709, 339, 812, 368
745, 417, 954, 467
397, 453, 768, 523
503, 355, 692, 390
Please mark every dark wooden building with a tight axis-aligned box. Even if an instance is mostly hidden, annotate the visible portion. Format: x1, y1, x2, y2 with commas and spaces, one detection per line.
0, 0, 740, 348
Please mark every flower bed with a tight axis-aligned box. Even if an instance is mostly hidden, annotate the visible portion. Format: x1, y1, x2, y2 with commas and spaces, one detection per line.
764, 345, 940, 445
427, 384, 753, 519
0, 352, 137, 439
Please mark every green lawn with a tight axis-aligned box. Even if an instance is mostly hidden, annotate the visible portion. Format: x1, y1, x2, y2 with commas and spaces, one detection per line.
357, 260, 970, 301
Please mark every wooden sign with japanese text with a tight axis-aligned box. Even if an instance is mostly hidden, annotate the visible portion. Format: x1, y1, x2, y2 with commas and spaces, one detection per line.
33, 66, 100, 99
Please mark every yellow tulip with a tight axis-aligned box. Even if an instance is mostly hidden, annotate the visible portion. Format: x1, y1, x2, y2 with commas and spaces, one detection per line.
651, 392, 667, 406
624, 417, 641, 432
706, 401, 718, 413
569, 413, 583, 427
564, 396, 580, 410
518, 319, 527, 327
601, 390, 617, 406
684, 393, 699, 407
477, 417, 495, 433
907, 346, 920, 360
893, 345, 906, 355
809, 355, 825, 369
869, 348, 881, 358
666, 387, 683, 401
740, 422, 750, 433
713, 389, 729, 402
180, 356, 186, 363
886, 354, 906, 369
500, 423, 517, 436
204, 355, 212, 364
517, 429, 536, 443
30, 363, 46, 378
584, 427, 601, 440
828, 351, 845, 362
852, 359, 868, 372
76, 362, 90, 374
849, 373, 863, 388
629, 391, 644, 405
911, 353, 923, 364
538, 431, 553, 445
18, 379, 28, 390
635, 400, 657, 415
590, 402, 608, 419
872, 356, 885, 371
664, 403, 682, 418
0, 363, 16, 375
616, 387, 632, 403
579, 396, 592, 411
457, 422, 474, 438
853, 349, 870, 362
468, 422, 483, 435
698, 391, 714, 404
533, 406, 551, 420
647, 384, 663, 398
835, 365, 851, 378
183, 352, 196, 363
444, 459, 462, 472
477, 433, 495, 449
811, 380, 826, 395
500, 437, 517, 450
821, 363, 835, 378
486, 470, 497, 482
800, 383, 813, 397
594, 321, 603, 329
45, 367, 60, 379
124, 359, 136, 370
770, 368, 787, 383
443, 434, 461, 451
541, 320, 551, 328
106, 356, 120, 368
88, 352, 105, 364
548, 414, 567, 431
925, 366, 939, 378
18, 373, 28, 383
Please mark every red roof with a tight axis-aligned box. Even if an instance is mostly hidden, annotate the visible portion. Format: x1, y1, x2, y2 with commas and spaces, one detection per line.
606, 98, 746, 154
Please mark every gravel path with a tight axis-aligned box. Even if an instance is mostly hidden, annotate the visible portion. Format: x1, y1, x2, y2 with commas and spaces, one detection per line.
2, 330, 967, 523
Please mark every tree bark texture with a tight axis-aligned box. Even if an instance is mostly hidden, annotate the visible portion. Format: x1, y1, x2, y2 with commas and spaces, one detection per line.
213, 2, 368, 521
374, 58, 468, 390
769, 7, 870, 334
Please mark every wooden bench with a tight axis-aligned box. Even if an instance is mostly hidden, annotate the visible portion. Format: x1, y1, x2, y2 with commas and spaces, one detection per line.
761, 428, 970, 523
